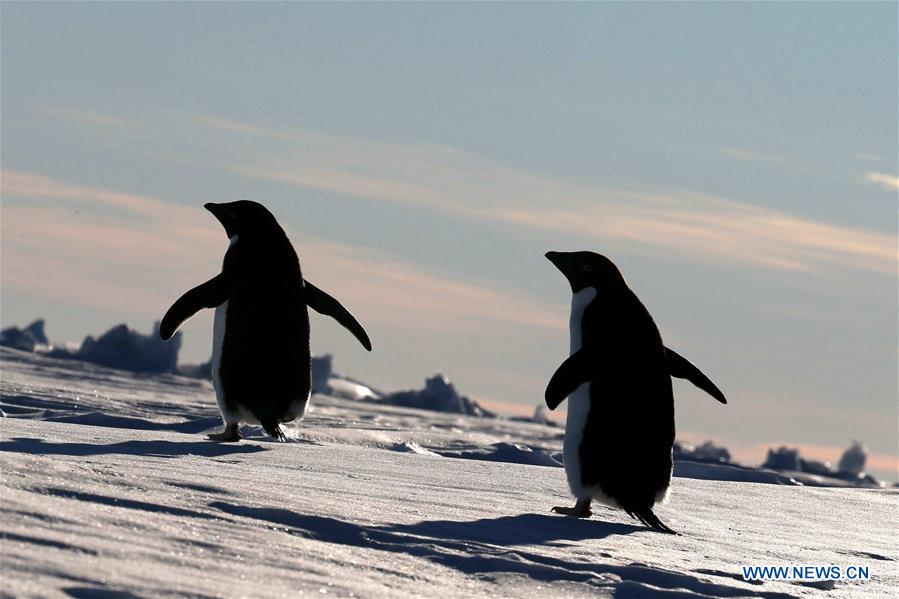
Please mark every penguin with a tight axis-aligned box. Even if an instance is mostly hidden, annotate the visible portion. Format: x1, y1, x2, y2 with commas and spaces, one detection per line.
160, 201, 372, 442
544, 251, 726, 534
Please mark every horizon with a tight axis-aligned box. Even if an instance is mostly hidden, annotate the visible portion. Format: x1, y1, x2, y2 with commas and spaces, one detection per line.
2, 3, 896, 482
0, 315, 892, 483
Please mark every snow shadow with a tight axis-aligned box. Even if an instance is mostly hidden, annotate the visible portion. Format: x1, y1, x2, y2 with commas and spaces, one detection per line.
1, 393, 218, 432
39, 487, 219, 521
2, 532, 99, 556
63, 587, 146, 599
0, 437, 266, 458
211, 502, 796, 598
41, 413, 221, 434
62, 586, 218, 599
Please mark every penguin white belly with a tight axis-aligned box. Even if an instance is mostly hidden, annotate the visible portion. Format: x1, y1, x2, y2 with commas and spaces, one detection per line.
562, 381, 591, 498
211, 299, 240, 424
563, 287, 619, 507
210, 234, 253, 425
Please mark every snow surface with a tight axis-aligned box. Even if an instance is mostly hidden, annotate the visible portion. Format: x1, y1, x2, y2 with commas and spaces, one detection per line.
1, 347, 897, 598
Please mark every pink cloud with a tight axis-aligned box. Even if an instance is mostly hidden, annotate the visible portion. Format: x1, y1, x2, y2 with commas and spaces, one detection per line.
2, 170, 563, 335
195, 116, 896, 276
863, 171, 899, 191
2, 170, 192, 221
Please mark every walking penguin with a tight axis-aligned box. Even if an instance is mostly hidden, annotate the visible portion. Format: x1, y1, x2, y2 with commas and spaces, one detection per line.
160, 201, 372, 441
544, 251, 726, 533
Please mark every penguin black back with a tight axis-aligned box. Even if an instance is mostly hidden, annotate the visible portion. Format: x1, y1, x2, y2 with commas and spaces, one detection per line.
569, 253, 674, 511
545, 251, 724, 533
214, 202, 310, 436
160, 200, 372, 441
580, 289, 675, 515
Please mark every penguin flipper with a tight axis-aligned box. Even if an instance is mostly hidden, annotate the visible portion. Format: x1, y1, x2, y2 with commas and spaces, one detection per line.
545, 349, 597, 410
303, 280, 373, 351
160, 273, 231, 340
665, 347, 727, 404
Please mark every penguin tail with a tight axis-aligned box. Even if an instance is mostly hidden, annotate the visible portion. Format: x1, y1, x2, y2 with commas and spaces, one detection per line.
626, 508, 679, 535
262, 420, 287, 442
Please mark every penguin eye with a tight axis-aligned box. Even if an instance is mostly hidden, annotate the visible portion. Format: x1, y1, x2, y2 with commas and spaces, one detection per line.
582, 265, 593, 272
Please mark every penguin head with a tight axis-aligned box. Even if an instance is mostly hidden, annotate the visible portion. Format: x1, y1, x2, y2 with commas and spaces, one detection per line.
545, 250, 626, 293
204, 200, 280, 238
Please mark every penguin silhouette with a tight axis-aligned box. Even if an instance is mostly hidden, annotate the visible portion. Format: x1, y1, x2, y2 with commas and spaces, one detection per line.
545, 251, 726, 533
161, 201, 371, 441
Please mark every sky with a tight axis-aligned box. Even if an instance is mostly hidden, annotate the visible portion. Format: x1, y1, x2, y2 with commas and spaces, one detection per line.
1, 3, 896, 480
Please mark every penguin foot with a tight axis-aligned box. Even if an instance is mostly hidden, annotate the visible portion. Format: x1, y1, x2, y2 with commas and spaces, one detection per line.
207, 423, 242, 442
552, 498, 592, 518
626, 508, 679, 535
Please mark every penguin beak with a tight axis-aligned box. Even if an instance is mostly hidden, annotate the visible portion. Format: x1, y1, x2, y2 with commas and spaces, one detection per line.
546, 251, 579, 290
545, 251, 568, 274
204, 203, 233, 236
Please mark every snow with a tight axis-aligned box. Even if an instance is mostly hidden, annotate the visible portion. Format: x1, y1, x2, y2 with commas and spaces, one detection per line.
1, 347, 897, 597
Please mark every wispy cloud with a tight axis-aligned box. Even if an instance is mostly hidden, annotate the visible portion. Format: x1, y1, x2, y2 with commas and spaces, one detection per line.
863, 171, 899, 192
31, 109, 896, 276
2, 170, 193, 221
1, 170, 562, 333
198, 116, 896, 276
298, 240, 563, 332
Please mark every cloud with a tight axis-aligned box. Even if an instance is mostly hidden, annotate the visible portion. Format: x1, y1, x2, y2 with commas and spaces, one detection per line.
197, 116, 896, 276
2, 170, 194, 221
27, 110, 895, 276
489, 198, 892, 274
1, 170, 562, 334
863, 171, 899, 192
298, 240, 563, 332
